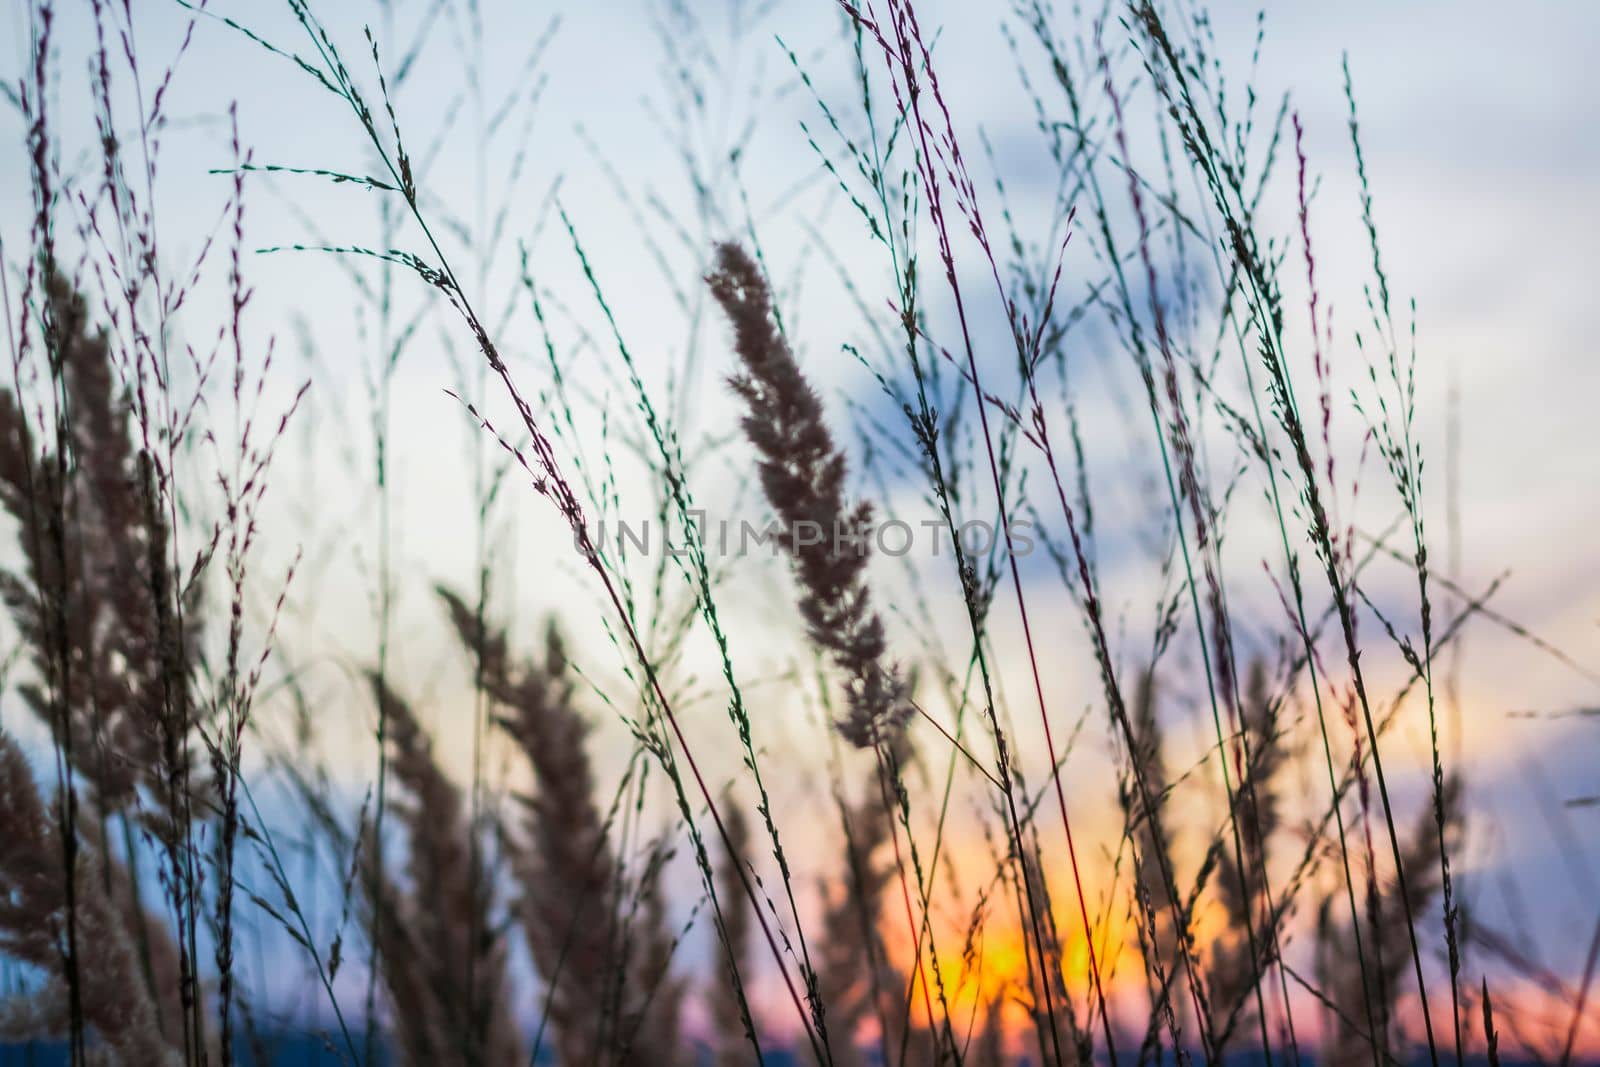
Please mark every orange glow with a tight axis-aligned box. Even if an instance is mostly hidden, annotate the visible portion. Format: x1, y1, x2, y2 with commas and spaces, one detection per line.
810, 833, 1600, 1063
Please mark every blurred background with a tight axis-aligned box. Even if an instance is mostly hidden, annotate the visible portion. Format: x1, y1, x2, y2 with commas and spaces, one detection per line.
1, 0, 1597, 1059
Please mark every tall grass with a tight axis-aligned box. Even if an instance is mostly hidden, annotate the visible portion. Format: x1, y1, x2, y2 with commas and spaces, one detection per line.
0, 0, 1594, 1064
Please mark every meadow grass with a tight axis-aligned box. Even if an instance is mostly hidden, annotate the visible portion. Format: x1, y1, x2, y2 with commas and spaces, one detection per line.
0, 0, 1594, 1064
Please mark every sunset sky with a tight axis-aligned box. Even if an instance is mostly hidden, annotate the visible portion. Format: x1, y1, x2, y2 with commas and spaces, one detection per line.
2, 0, 1597, 1055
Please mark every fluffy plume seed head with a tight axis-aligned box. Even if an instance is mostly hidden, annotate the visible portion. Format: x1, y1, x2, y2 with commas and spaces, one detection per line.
706, 242, 909, 749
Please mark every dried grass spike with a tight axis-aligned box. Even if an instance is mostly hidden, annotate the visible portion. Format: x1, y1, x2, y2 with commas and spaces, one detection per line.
706, 242, 908, 749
